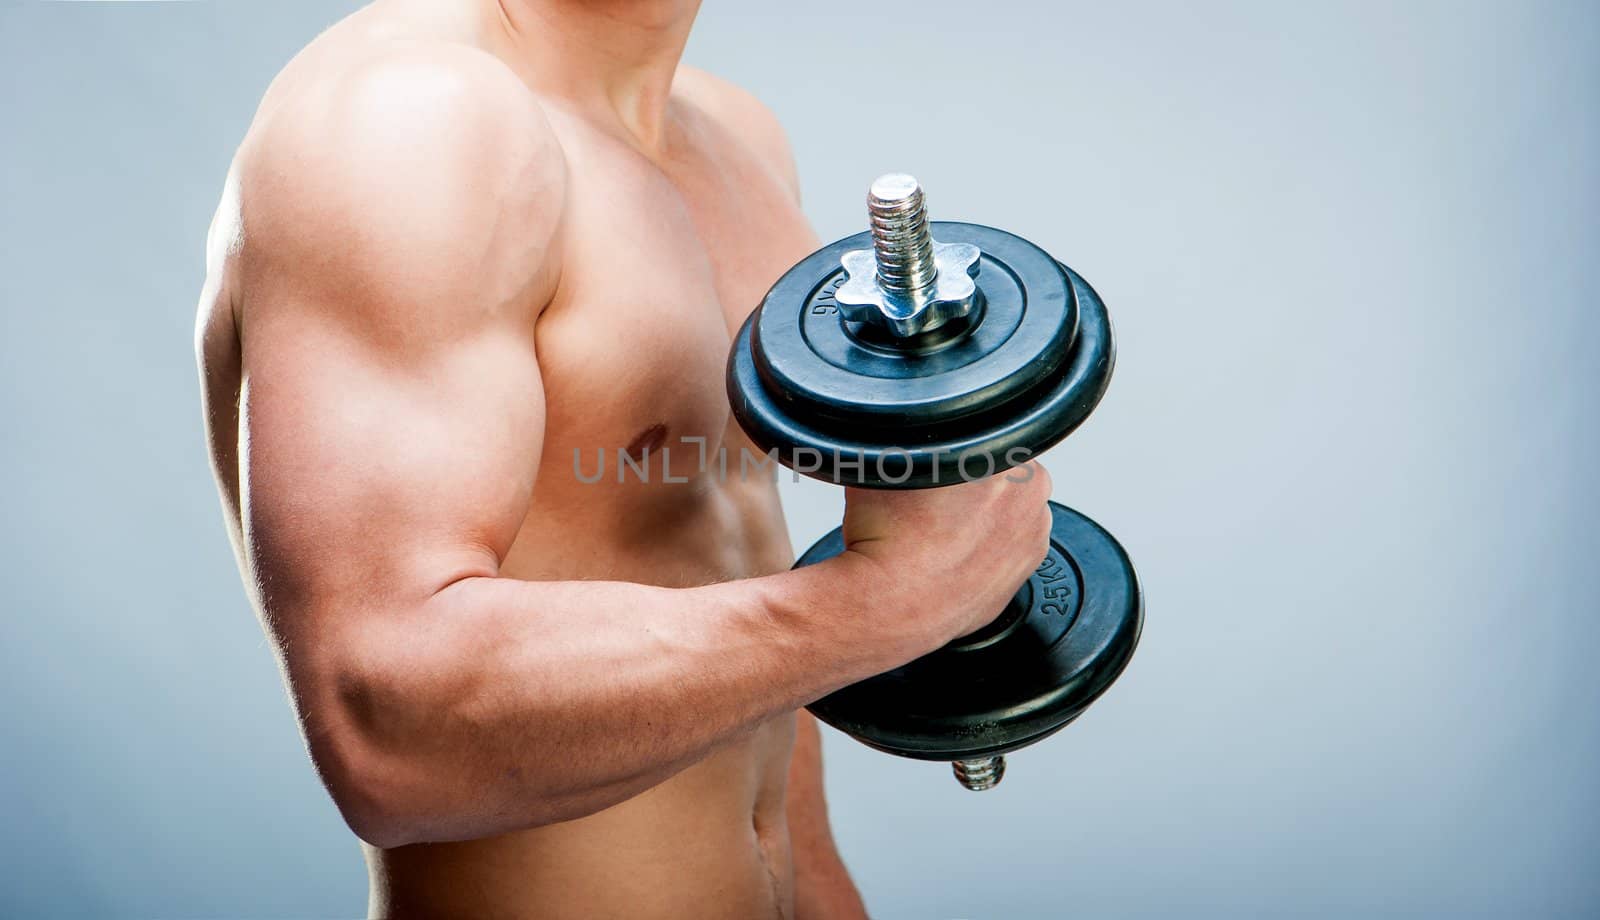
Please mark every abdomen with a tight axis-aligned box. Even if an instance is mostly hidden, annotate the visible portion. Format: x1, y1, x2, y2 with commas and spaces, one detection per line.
371, 716, 797, 919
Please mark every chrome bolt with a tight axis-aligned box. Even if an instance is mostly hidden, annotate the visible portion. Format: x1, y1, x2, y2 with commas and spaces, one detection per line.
835, 174, 983, 337
952, 755, 1006, 791
866, 173, 939, 298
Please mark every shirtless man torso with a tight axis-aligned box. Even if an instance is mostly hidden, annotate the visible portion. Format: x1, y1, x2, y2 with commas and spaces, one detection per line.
195, 1, 1052, 916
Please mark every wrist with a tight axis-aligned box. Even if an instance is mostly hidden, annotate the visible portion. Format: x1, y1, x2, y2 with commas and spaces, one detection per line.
833, 547, 950, 657
766, 549, 940, 684
758, 547, 934, 691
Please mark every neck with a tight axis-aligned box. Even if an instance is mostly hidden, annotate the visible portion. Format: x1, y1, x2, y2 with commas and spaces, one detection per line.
491, 0, 700, 151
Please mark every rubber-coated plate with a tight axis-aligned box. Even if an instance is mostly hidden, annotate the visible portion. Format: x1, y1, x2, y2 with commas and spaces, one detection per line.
797, 501, 1143, 761
728, 224, 1115, 488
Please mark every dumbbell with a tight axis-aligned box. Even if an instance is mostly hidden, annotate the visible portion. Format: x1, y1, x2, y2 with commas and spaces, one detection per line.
727, 174, 1143, 790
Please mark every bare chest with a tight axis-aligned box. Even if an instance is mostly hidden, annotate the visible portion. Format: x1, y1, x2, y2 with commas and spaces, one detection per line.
532, 129, 815, 497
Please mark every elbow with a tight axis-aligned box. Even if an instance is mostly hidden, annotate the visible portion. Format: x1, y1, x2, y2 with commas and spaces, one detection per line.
315, 712, 568, 848
301, 636, 449, 849
328, 766, 418, 850
300, 625, 566, 847
296, 596, 611, 845
311, 693, 435, 849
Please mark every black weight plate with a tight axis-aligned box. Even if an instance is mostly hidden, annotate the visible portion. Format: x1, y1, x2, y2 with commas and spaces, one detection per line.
755, 223, 1078, 425
728, 226, 1115, 488
798, 501, 1142, 761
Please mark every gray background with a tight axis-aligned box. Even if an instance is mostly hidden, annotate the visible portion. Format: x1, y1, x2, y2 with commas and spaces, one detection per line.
2, 1, 1596, 917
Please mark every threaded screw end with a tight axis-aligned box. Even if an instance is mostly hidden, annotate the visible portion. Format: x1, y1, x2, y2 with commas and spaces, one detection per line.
952, 756, 1006, 791
867, 173, 939, 300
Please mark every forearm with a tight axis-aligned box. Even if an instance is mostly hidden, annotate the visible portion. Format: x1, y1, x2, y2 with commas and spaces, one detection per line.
313, 551, 921, 846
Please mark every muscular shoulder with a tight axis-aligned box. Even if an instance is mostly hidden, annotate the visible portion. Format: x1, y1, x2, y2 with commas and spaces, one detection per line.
232, 41, 567, 337
674, 67, 800, 201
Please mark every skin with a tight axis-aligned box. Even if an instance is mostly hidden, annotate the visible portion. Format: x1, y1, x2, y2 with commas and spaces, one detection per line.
194, 1, 1054, 917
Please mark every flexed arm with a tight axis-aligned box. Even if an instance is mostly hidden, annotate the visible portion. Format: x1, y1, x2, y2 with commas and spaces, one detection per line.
200, 51, 896, 848
198, 50, 1053, 850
